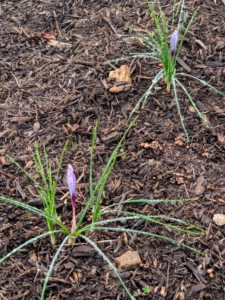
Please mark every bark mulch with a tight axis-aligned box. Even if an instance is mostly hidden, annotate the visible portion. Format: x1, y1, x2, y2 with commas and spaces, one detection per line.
1, 0, 225, 299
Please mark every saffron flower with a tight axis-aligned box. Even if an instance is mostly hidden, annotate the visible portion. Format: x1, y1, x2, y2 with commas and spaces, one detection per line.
67, 164, 76, 233
170, 28, 178, 56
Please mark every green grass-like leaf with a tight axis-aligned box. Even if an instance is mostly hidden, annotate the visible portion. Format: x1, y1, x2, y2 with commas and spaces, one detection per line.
110, 0, 225, 140
0, 116, 207, 300
41, 236, 69, 300
95, 227, 205, 256
7, 142, 68, 245
98, 210, 204, 235
0, 196, 70, 234
75, 117, 138, 232
0, 230, 64, 264
81, 235, 136, 300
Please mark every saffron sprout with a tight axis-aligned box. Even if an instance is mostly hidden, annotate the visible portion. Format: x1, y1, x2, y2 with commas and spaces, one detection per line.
170, 28, 178, 57
67, 164, 77, 234
117, 0, 224, 140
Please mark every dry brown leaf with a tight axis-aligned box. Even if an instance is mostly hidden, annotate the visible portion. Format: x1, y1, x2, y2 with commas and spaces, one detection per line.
27, 146, 33, 153
195, 176, 207, 196
189, 106, 196, 113
12, 26, 22, 34
25, 160, 34, 169
28, 250, 37, 261
42, 31, 56, 41
33, 121, 40, 132
160, 286, 167, 297
48, 40, 71, 48
0, 156, 8, 166
0, 292, 8, 300
217, 131, 225, 146
66, 123, 79, 132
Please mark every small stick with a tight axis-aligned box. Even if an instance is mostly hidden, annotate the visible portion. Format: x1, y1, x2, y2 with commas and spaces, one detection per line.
102, 16, 123, 38
0, 129, 11, 138
53, 10, 62, 38
186, 263, 208, 284
0, 170, 16, 179
11, 72, 20, 87
39, 0, 53, 3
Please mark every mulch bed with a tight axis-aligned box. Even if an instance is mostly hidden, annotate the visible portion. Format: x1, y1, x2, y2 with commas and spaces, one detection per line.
1, 0, 225, 299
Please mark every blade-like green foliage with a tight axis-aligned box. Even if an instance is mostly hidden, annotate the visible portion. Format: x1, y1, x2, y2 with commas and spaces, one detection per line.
109, 0, 225, 140
0, 115, 206, 300
41, 236, 69, 300
7, 141, 68, 244
81, 235, 136, 300
0, 230, 65, 264
94, 227, 205, 256
0, 196, 70, 233
75, 117, 138, 231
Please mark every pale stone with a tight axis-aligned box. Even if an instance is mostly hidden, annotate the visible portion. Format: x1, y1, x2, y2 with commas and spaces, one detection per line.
115, 250, 141, 269
213, 214, 225, 226
109, 65, 132, 84
109, 85, 125, 93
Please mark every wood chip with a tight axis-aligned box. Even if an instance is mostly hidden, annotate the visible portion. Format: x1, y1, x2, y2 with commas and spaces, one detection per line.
215, 41, 225, 51
195, 39, 207, 49
110, 270, 131, 279
48, 40, 71, 48
33, 121, 40, 131
186, 262, 208, 284
217, 131, 225, 147
205, 60, 223, 67
3, 117, 33, 122
16, 180, 27, 199
101, 131, 119, 143
195, 176, 207, 196
177, 57, 191, 72
0, 156, 9, 166
0, 292, 8, 300
64, 262, 75, 269
72, 245, 95, 257
0, 129, 12, 138
191, 284, 206, 293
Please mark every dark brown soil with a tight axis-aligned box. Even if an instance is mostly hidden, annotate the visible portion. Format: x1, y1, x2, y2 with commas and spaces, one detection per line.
1, 0, 225, 299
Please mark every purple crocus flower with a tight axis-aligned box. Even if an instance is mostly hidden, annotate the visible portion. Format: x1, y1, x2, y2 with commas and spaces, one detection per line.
67, 164, 76, 205
67, 164, 77, 233
170, 28, 178, 56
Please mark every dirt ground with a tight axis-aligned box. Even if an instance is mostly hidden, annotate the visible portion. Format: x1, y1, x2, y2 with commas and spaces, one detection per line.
1, 0, 225, 299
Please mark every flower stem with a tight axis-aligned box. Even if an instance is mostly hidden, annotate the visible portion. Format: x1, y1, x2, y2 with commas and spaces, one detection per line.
50, 234, 56, 245
68, 196, 77, 245
71, 204, 76, 234
166, 81, 171, 93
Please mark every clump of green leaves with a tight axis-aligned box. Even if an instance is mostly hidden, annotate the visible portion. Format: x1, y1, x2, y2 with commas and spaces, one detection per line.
0, 117, 205, 300
6, 142, 68, 245
111, 0, 225, 141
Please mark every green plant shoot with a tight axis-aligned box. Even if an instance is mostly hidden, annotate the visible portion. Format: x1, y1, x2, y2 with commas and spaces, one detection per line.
110, 0, 225, 141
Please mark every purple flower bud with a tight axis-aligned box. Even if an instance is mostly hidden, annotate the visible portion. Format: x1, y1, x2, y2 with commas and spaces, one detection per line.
170, 28, 178, 55
67, 164, 76, 208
